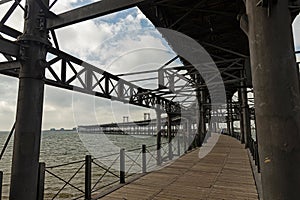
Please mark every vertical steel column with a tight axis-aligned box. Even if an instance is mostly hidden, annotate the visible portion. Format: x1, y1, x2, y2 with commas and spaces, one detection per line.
177, 132, 180, 155
226, 98, 231, 136
187, 118, 192, 150
238, 88, 245, 143
183, 120, 187, 151
229, 98, 235, 137
9, 0, 49, 199
200, 90, 206, 145
246, 1, 300, 199
241, 77, 251, 148
206, 98, 212, 140
156, 109, 162, 165
195, 88, 201, 147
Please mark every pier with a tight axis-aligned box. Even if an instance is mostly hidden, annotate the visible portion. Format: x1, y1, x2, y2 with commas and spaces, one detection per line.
98, 134, 258, 200
0, 0, 299, 200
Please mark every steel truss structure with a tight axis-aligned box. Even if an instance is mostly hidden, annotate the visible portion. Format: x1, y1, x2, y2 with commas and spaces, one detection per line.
0, 0, 300, 199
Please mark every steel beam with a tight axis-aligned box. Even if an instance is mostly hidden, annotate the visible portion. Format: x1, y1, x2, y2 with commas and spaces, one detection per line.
47, 0, 145, 29
0, 24, 22, 38
201, 42, 248, 58
0, 0, 13, 5
0, 61, 21, 71
0, 37, 19, 57
9, 0, 50, 199
246, 1, 300, 199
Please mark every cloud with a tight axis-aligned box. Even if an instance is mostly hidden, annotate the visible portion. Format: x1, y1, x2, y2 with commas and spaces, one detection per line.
293, 15, 300, 53
2, 0, 277, 130
0, 75, 18, 130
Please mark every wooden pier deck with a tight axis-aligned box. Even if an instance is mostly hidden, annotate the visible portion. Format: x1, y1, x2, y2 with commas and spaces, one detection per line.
99, 134, 258, 200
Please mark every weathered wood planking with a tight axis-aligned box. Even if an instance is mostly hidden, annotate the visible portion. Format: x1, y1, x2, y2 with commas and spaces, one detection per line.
99, 134, 258, 200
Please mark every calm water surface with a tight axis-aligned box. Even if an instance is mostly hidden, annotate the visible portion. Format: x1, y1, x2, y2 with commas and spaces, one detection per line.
0, 131, 167, 199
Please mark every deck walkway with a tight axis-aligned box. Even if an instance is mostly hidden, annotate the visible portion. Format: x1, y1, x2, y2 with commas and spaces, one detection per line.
99, 134, 259, 200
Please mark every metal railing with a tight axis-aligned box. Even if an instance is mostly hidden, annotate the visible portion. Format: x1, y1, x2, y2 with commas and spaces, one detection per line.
0, 130, 195, 199
248, 136, 260, 173
222, 130, 260, 173
0, 171, 2, 200
38, 142, 178, 200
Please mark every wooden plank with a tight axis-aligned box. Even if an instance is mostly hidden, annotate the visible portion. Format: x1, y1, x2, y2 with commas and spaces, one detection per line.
99, 134, 259, 200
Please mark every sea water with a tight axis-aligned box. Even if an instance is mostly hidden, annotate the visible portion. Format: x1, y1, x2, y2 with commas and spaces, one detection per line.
0, 131, 166, 199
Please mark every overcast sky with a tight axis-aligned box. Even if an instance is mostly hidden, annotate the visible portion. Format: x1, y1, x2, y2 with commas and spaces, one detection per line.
0, 1, 300, 131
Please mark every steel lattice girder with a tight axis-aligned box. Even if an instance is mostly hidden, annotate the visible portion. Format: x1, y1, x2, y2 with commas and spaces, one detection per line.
47, 0, 146, 29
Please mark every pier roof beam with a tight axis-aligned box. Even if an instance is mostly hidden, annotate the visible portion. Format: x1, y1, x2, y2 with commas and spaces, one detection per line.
47, 0, 146, 29
0, 61, 20, 71
0, 37, 19, 57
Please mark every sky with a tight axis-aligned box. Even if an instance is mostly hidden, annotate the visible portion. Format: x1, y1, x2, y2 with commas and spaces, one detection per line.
0, 1, 300, 131
0, 0, 187, 130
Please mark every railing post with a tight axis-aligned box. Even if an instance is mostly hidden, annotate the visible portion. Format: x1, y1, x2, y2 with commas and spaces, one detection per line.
177, 135, 180, 156
157, 131, 162, 165
120, 148, 125, 184
85, 155, 92, 200
142, 145, 147, 173
0, 171, 3, 200
256, 142, 261, 173
37, 163, 45, 200
156, 108, 162, 165
187, 119, 192, 150
183, 121, 187, 152
167, 114, 173, 160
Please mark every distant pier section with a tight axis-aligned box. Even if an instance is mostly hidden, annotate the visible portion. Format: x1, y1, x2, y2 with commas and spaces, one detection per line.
78, 115, 192, 136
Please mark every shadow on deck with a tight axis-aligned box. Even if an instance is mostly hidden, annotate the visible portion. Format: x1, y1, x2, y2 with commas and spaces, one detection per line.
96, 134, 258, 200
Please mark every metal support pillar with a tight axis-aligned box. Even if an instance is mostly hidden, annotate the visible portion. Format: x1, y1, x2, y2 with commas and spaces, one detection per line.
238, 88, 245, 144
241, 77, 251, 148
195, 88, 201, 147
187, 119, 192, 150
167, 113, 173, 160
246, 1, 300, 199
206, 98, 212, 140
226, 99, 231, 136
229, 98, 234, 137
200, 90, 206, 145
9, 0, 50, 199
183, 120, 187, 151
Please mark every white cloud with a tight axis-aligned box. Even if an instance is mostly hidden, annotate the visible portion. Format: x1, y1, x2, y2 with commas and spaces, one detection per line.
0, 1, 205, 130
